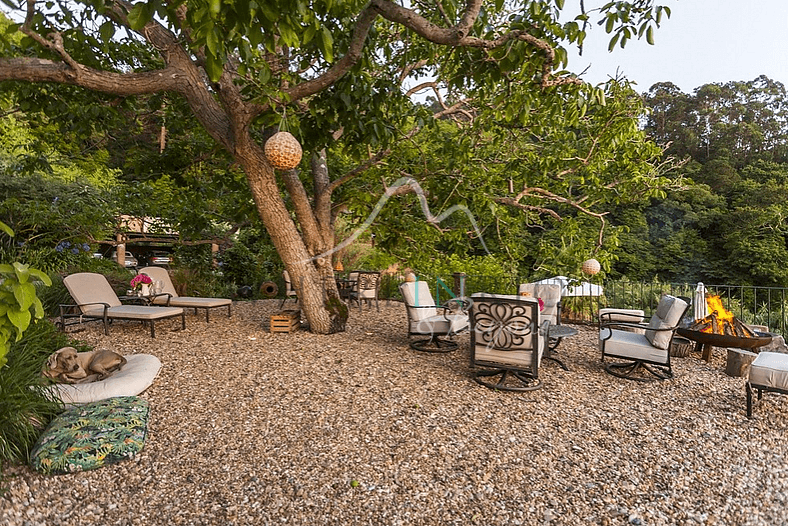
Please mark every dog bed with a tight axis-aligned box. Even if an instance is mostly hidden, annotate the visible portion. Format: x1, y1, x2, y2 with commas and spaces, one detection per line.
46, 354, 162, 405
30, 396, 149, 475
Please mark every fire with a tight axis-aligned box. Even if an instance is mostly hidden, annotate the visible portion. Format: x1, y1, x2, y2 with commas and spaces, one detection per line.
703, 295, 734, 334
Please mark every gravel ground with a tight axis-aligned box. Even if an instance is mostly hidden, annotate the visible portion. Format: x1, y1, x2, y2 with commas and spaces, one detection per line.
2, 299, 788, 525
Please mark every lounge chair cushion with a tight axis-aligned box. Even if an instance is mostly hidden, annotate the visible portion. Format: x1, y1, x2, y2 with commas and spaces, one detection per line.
600, 328, 669, 363
46, 354, 162, 405
82, 304, 184, 320
151, 296, 231, 309
30, 396, 149, 474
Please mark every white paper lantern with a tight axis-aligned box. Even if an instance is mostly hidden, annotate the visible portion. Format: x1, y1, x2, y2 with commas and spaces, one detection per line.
264, 131, 302, 170
582, 258, 601, 275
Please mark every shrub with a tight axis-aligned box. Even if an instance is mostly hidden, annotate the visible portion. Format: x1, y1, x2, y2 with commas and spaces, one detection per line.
0, 320, 90, 479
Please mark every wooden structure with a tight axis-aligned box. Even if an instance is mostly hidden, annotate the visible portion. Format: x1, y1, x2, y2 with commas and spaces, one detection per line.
270, 310, 300, 333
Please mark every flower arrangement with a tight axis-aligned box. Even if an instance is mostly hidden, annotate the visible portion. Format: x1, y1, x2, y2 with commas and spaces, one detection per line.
130, 273, 152, 291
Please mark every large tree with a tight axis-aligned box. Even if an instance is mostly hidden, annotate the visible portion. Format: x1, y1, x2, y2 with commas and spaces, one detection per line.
0, 0, 669, 332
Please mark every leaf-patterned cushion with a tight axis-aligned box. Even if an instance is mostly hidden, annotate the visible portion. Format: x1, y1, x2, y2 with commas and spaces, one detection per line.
30, 396, 149, 475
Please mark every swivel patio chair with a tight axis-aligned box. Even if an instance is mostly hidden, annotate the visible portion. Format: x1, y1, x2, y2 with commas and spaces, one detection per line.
351, 271, 381, 311
399, 279, 469, 352
600, 294, 688, 380
138, 266, 232, 322
469, 294, 550, 391
60, 272, 185, 338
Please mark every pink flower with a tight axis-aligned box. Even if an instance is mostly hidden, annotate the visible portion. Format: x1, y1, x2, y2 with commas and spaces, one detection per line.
538, 297, 544, 311
130, 273, 153, 290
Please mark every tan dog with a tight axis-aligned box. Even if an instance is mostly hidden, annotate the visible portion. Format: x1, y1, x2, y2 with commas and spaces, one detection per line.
43, 347, 127, 384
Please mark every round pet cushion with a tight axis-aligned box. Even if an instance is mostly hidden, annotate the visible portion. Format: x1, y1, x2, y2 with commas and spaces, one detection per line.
46, 354, 162, 405
30, 396, 149, 475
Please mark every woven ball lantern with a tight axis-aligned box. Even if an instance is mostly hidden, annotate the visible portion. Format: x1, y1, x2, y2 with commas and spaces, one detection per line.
264, 131, 302, 170
581, 258, 601, 276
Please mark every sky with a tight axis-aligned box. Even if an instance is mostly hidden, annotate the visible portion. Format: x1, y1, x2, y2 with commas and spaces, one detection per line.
565, 0, 788, 94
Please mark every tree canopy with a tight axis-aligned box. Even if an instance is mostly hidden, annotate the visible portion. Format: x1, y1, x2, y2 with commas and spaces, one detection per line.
0, 0, 673, 332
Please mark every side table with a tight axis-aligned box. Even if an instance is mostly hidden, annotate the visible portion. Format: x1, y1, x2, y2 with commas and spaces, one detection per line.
546, 324, 578, 371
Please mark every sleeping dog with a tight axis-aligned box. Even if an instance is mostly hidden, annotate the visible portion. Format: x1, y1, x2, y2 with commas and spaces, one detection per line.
42, 346, 127, 384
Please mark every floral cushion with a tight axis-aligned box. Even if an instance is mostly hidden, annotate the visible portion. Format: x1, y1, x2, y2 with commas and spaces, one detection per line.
30, 396, 149, 475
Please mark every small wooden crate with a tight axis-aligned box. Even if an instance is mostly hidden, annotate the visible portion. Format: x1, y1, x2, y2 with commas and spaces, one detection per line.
270, 309, 300, 333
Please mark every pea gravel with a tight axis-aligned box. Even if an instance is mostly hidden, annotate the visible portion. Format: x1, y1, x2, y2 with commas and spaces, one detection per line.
2, 299, 787, 525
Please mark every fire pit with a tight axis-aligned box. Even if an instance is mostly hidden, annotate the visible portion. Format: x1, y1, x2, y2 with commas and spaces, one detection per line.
677, 295, 772, 361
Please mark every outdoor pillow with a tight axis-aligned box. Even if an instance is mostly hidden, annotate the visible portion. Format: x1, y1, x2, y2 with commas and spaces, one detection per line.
645, 296, 687, 350
30, 396, 149, 475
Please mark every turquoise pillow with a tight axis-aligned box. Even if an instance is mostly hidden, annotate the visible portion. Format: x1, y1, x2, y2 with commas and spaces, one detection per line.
30, 396, 149, 475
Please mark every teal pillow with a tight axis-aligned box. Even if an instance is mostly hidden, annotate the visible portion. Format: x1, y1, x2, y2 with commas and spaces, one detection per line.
30, 396, 149, 475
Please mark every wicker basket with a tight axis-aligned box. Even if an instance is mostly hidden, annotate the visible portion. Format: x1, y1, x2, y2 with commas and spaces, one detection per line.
264, 131, 302, 170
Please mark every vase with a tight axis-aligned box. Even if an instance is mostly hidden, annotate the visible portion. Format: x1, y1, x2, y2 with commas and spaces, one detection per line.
140, 284, 151, 297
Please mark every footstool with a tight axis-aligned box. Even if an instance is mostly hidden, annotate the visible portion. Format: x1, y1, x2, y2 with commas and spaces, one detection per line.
746, 351, 788, 418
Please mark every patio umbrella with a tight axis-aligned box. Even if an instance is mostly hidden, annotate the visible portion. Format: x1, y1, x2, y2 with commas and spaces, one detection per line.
694, 282, 708, 321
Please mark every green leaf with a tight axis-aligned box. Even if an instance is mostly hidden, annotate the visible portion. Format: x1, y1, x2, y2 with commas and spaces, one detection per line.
646, 26, 654, 45
99, 21, 115, 42
204, 53, 224, 82
607, 33, 619, 52
0, 221, 12, 237
7, 307, 31, 336
127, 3, 151, 31
320, 26, 334, 63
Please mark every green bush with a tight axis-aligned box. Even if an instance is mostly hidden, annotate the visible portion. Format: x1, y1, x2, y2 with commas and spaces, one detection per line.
0, 320, 90, 477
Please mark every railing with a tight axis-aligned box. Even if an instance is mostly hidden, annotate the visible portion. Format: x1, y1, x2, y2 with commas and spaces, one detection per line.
377, 273, 788, 335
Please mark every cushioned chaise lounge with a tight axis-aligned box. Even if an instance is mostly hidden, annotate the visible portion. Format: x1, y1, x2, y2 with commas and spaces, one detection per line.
61, 272, 185, 338
138, 266, 232, 322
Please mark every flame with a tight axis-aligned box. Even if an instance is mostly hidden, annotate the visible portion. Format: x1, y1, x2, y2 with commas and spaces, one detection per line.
703, 295, 735, 334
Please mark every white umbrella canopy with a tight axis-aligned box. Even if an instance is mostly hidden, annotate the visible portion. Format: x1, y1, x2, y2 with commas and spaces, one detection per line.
694, 282, 708, 321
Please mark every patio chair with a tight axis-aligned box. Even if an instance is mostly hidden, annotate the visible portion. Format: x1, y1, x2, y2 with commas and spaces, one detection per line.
350, 271, 381, 311
280, 270, 298, 308
469, 294, 551, 391
138, 266, 232, 322
399, 279, 469, 352
599, 294, 688, 380
519, 282, 573, 369
60, 272, 185, 338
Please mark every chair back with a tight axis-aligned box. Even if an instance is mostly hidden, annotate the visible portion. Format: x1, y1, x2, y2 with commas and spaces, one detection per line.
518, 282, 561, 325
470, 295, 543, 372
356, 271, 380, 299
63, 272, 122, 314
399, 280, 438, 321
138, 266, 178, 297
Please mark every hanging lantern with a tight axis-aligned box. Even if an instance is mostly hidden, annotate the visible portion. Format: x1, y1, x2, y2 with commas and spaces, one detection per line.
264, 131, 302, 170
582, 258, 601, 275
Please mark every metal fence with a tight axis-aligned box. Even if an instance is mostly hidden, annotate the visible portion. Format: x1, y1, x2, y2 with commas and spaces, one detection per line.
377, 273, 788, 335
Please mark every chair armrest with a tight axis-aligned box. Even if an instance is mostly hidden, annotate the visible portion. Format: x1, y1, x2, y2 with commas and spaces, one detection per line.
440, 297, 471, 318
599, 310, 646, 324
151, 292, 173, 305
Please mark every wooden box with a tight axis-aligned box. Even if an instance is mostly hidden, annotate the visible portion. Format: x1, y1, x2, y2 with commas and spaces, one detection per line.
270, 309, 300, 333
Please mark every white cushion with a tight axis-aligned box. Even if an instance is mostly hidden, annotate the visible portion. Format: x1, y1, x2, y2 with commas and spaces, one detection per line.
600, 328, 669, 363
749, 352, 788, 389
45, 354, 162, 405
518, 283, 561, 325
151, 296, 231, 309
82, 304, 184, 320
401, 281, 438, 321
411, 313, 468, 335
644, 296, 687, 350
599, 308, 645, 323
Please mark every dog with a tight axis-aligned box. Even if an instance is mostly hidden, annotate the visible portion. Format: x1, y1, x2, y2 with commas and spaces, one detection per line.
43, 347, 127, 384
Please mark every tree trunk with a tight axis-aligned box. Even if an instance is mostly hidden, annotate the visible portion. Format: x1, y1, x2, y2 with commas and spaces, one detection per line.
235, 143, 339, 334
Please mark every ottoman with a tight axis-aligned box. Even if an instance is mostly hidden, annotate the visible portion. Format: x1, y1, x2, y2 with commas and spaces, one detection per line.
746, 351, 788, 418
